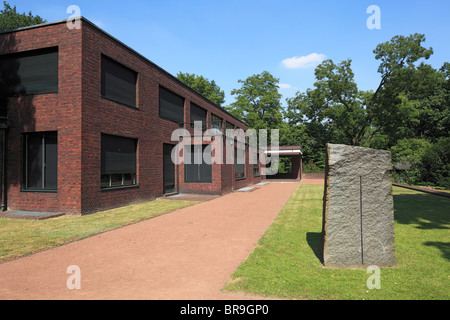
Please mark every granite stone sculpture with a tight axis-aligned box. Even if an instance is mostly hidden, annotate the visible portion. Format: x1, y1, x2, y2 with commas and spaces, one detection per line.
321, 144, 396, 267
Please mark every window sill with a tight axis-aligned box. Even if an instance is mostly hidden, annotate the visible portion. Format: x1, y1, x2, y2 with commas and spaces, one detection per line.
235, 177, 246, 181
101, 184, 139, 191
101, 96, 139, 110
21, 189, 57, 193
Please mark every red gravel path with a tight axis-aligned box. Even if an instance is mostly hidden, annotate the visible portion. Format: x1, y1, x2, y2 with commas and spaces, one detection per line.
0, 182, 299, 300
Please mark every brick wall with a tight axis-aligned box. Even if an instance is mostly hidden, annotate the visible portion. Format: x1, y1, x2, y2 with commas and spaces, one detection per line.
1, 18, 262, 215
0, 22, 83, 214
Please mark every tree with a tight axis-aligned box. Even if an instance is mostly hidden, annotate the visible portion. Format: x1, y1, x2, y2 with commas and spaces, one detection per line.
0, 1, 46, 32
177, 72, 225, 107
226, 71, 283, 131
285, 89, 338, 167
286, 33, 435, 147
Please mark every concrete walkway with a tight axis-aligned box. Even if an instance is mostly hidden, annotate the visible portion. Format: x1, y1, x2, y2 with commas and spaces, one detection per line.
0, 182, 299, 300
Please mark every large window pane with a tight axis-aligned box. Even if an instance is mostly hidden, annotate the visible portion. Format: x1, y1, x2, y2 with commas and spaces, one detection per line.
211, 114, 223, 133
159, 86, 184, 124
235, 146, 246, 180
185, 145, 212, 183
26, 134, 43, 189
101, 134, 137, 188
101, 55, 137, 107
45, 133, 58, 189
24, 132, 57, 191
163, 144, 175, 193
190, 103, 206, 130
0, 47, 58, 96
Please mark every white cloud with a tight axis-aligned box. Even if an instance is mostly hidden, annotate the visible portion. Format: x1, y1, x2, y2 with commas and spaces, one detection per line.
282, 53, 327, 69
278, 83, 292, 89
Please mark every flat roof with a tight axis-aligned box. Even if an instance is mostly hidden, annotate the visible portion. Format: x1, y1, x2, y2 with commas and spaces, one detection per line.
0, 16, 248, 128
264, 149, 303, 155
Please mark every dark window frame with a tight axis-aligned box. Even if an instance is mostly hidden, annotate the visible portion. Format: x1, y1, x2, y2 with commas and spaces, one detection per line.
163, 143, 176, 194
101, 134, 138, 190
159, 86, 185, 124
22, 131, 58, 192
101, 54, 138, 109
0, 46, 59, 97
253, 152, 260, 177
211, 114, 223, 133
235, 146, 246, 180
184, 144, 212, 183
190, 102, 207, 131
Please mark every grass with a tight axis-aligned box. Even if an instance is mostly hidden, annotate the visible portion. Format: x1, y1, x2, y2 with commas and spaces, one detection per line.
0, 199, 198, 263
222, 184, 450, 300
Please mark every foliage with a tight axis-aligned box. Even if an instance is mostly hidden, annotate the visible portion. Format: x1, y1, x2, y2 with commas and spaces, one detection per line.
226, 71, 283, 131
390, 138, 431, 185
285, 34, 434, 148
391, 138, 432, 167
177, 72, 225, 107
0, 1, 46, 32
281, 33, 448, 188
419, 137, 450, 189
302, 160, 324, 173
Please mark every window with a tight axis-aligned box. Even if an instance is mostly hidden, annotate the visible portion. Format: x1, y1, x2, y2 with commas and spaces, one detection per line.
101, 134, 137, 189
235, 146, 246, 180
163, 144, 176, 194
0, 47, 58, 96
23, 132, 57, 191
211, 114, 223, 133
226, 122, 234, 138
101, 55, 137, 107
253, 152, 260, 177
190, 103, 207, 130
159, 86, 184, 124
185, 145, 212, 183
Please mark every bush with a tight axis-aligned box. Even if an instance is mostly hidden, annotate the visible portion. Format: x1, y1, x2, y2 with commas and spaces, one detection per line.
420, 138, 450, 189
390, 138, 431, 185
302, 160, 324, 173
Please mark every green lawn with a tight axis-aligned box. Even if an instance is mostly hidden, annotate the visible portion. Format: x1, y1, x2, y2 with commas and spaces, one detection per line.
0, 199, 198, 263
222, 184, 450, 300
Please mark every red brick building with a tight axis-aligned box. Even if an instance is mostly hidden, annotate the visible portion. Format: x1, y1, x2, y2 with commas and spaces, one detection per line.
0, 17, 289, 215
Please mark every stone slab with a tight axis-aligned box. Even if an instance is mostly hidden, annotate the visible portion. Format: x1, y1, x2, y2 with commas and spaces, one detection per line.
321, 144, 396, 268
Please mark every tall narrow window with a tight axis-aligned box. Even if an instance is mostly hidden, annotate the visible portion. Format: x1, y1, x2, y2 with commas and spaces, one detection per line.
163, 144, 176, 194
211, 114, 223, 133
235, 146, 246, 180
253, 152, 260, 177
190, 103, 207, 131
23, 132, 58, 191
0, 47, 58, 96
185, 145, 212, 183
101, 134, 137, 189
226, 122, 234, 139
159, 86, 184, 124
101, 55, 137, 108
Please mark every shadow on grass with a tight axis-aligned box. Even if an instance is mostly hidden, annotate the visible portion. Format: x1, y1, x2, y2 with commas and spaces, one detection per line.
424, 241, 450, 261
393, 193, 450, 230
306, 232, 323, 264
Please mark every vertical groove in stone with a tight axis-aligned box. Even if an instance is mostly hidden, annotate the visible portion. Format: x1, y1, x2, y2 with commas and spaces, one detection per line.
360, 175, 364, 265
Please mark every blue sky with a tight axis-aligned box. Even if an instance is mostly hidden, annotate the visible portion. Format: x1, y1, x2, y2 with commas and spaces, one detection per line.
9, 0, 450, 106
